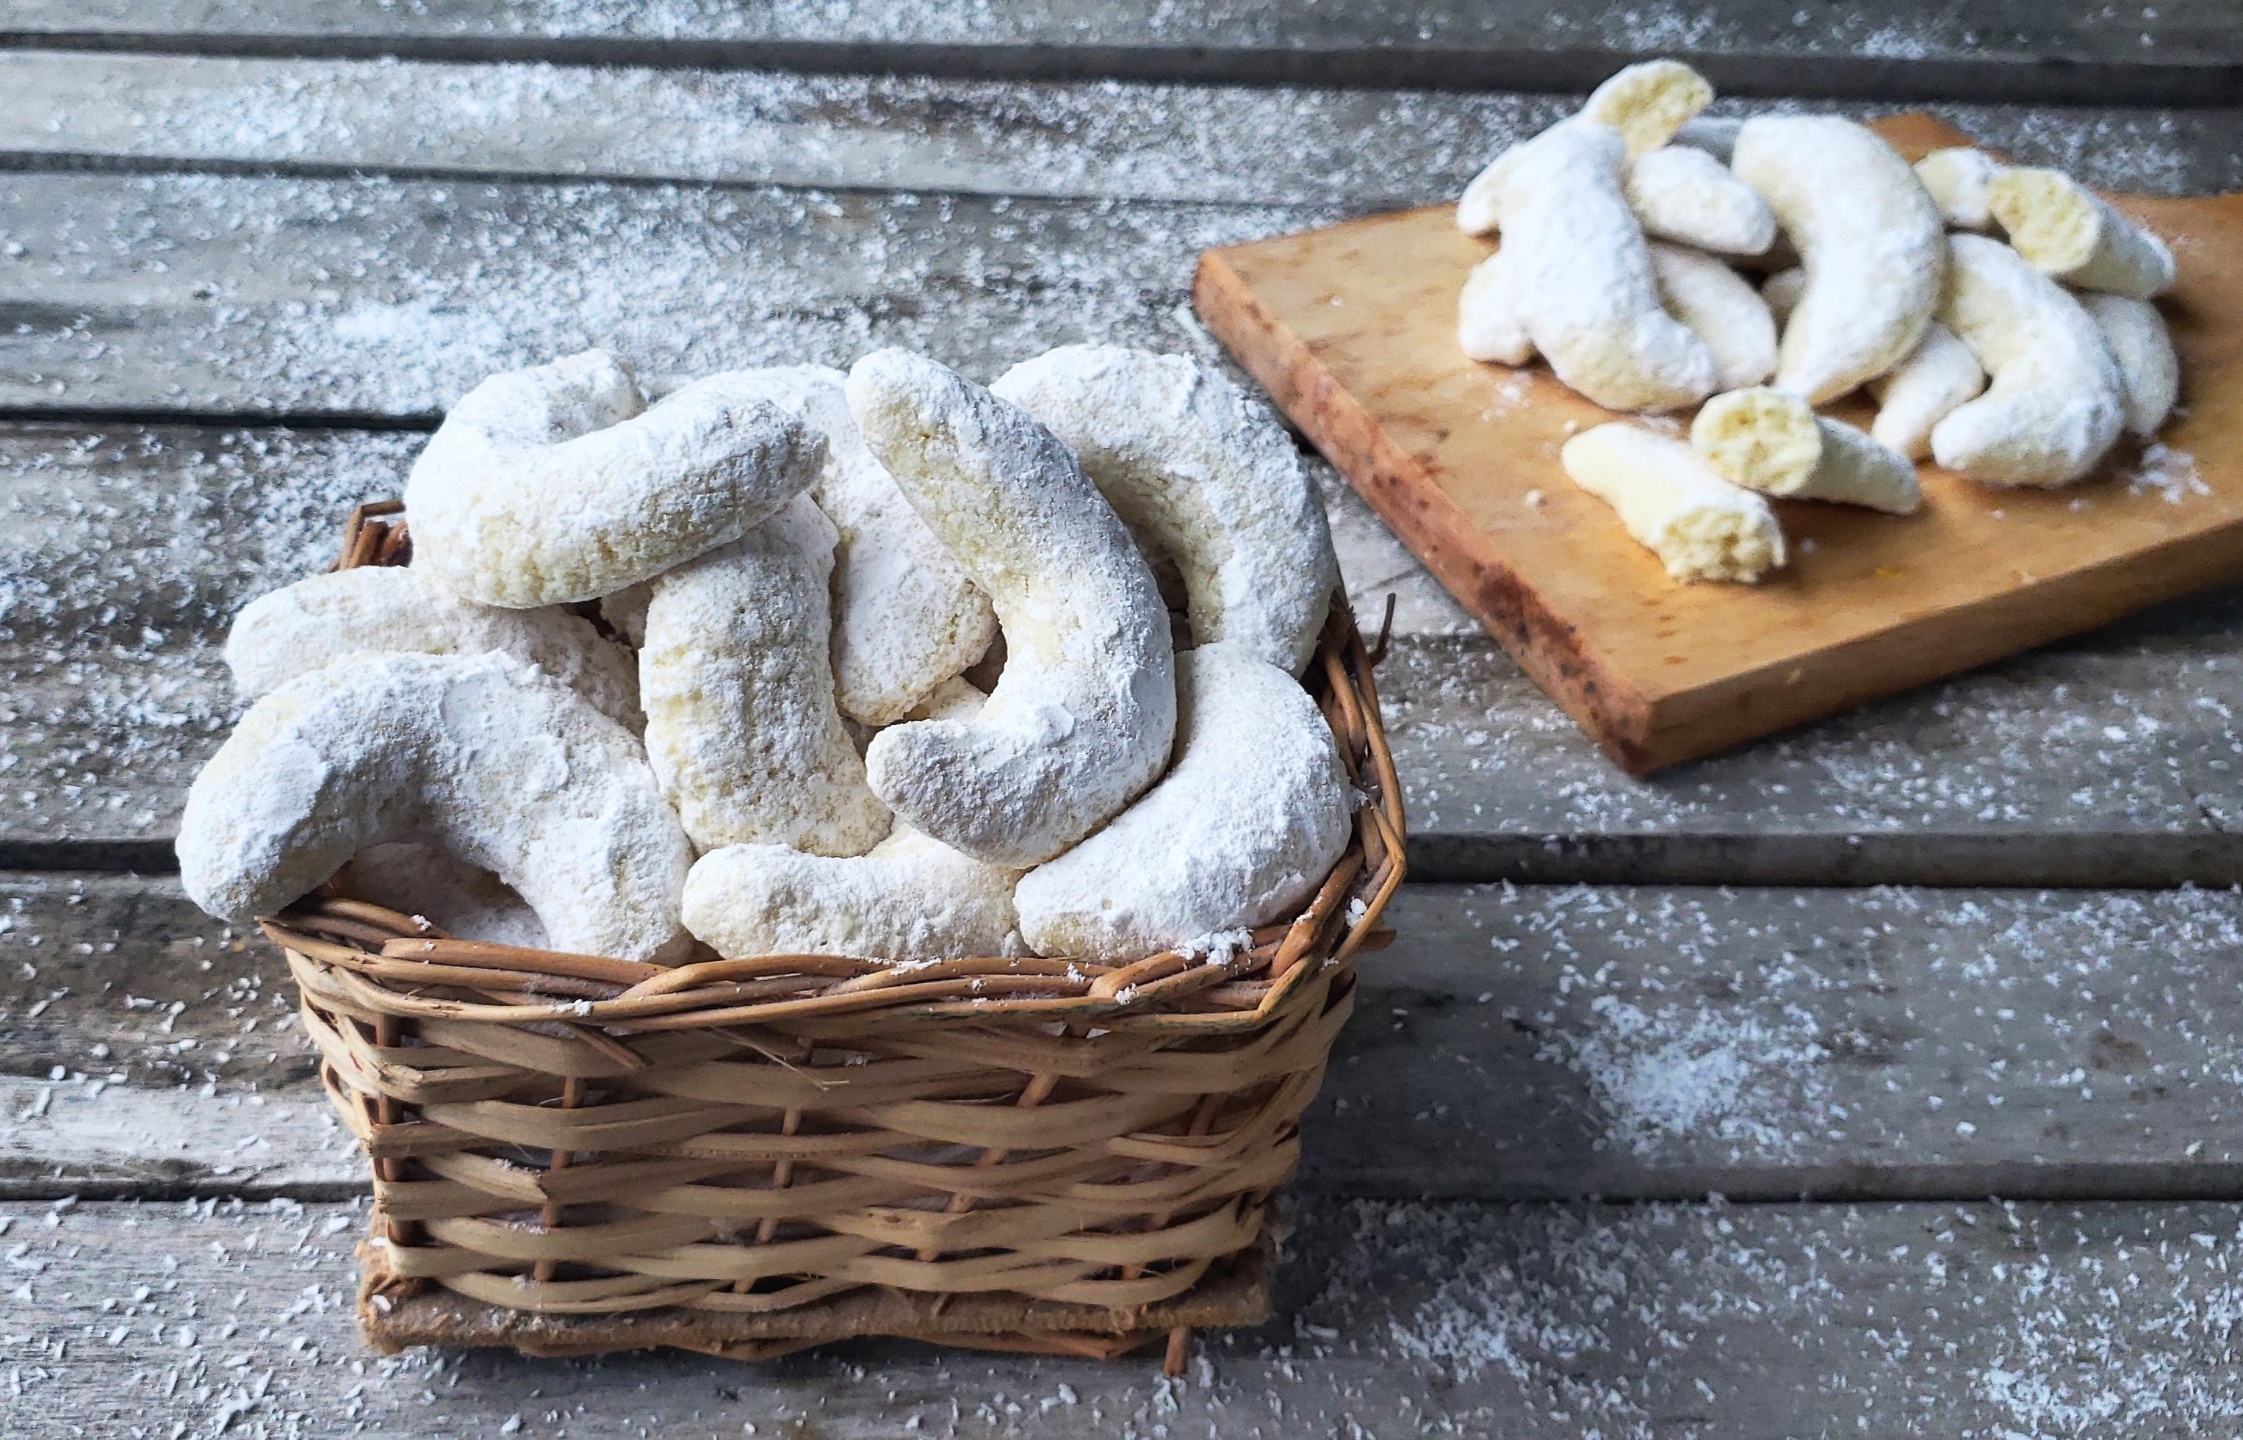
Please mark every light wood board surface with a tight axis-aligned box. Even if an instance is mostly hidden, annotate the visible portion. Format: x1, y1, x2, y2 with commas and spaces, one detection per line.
1196, 113, 2243, 772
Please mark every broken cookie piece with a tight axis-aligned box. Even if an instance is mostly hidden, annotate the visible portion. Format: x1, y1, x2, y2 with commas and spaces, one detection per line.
1560, 422, 1786, 584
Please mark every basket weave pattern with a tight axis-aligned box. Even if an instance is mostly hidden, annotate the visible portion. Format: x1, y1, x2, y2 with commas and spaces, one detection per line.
269, 501, 1406, 1363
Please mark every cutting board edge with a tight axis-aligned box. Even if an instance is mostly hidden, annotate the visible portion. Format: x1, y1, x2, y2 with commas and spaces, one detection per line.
1194, 246, 1663, 770
1632, 516, 2243, 770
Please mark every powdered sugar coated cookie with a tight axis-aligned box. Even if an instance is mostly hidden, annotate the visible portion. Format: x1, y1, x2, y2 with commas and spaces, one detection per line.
846, 349, 1176, 868
405, 350, 824, 607
1932, 233, 2125, 487
693, 365, 997, 725
640, 494, 890, 857
1649, 243, 1777, 391
992, 345, 1339, 677
338, 841, 552, 950
176, 651, 693, 961
683, 829, 1026, 962
1626, 146, 1777, 256
225, 563, 642, 730
1491, 123, 1719, 411
1013, 642, 1351, 961
1731, 116, 1946, 403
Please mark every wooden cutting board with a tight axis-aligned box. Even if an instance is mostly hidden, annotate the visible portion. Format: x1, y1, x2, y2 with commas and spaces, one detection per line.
1193, 114, 2243, 774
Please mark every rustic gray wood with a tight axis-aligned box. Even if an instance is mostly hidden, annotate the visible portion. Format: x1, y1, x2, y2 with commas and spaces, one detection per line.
13, 871, 2243, 1203
0, 425, 420, 869
9, 422, 2243, 883
1374, 613, 2243, 886
3, 51, 2240, 207
1322, 882, 2243, 1200
3, 22, 2235, 1433
0, 170, 1320, 420
5, 0, 2239, 102
0, 50, 1578, 207
6, 1195, 2240, 1438
0, 96, 2237, 423
9, 423, 2243, 883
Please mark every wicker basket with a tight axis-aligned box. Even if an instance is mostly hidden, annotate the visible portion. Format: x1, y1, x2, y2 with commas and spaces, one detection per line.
266, 500, 1407, 1373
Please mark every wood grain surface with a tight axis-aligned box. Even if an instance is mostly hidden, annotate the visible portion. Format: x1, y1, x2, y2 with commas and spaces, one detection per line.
7, 0, 2241, 102
3, 52, 2240, 209
11, 1196, 2242, 1438
1197, 114, 2243, 772
13, 872, 2243, 1205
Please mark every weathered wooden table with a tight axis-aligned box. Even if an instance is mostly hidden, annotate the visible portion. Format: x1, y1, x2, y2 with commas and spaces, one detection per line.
4, 6, 2242, 1436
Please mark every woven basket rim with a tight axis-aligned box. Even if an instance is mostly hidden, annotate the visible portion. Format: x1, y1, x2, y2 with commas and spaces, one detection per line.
263, 500, 1407, 1035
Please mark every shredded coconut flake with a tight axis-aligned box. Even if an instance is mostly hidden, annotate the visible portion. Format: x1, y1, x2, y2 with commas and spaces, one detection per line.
2127, 443, 2207, 504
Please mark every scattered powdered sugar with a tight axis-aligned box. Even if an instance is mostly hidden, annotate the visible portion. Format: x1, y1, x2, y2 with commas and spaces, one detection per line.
1538, 992, 1833, 1157
65, 52, 1566, 208
8, 1191, 2242, 1436
23, 49, 2238, 218
2127, 442, 2208, 504
1, 169, 1334, 417
1973, 1232, 2243, 1433
1373, 626, 2243, 852
1331, 1197, 2243, 1434
1385, 1228, 1617, 1392
1174, 927, 1254, 964
189, 0, 2205, 69
0, 427, 422, 842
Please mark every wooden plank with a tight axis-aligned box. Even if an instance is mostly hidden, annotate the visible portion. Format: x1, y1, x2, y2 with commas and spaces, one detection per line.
10, 423, 2243, 883
4, 1, 2240, 104
0, 102, 2237, 422
1374, 605, 2243, 886
1322, 882, 2243, 1201
0, 424, 421, 868
15, 872, 2243, 1203
1196, 116, 2243, 773
0, 50, 1571, 207
0, 1078, 352, 1200
3, 52, 2241, 207
0, 171, 1321, 421
8, 1195, 2242, 1437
